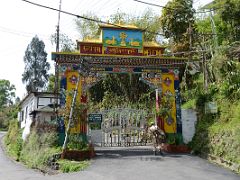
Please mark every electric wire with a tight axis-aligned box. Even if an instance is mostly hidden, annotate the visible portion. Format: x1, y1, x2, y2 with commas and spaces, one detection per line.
21, 0, 166, 37
132, 0, 223, 14
21, 0, 226, 60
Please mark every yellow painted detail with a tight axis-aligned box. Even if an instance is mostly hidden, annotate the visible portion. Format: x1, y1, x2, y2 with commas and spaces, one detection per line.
65, 71, 82, 134
161, 73, 176, 133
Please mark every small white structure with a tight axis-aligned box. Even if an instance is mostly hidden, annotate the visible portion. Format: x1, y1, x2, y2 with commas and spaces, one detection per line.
181, 109, 197, 144
18, 92, 58, 140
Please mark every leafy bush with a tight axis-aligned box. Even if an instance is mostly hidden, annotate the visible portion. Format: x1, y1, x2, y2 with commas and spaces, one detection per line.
67, 134, 88, 151
190, 99, 240, 166
20, 130, 60, 169
4, 120, 23, 160
57, 159, 90, 173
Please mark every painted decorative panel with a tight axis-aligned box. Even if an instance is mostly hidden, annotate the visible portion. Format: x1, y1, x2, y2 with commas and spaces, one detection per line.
161, 73, 177, 133
103, 28, 143, 49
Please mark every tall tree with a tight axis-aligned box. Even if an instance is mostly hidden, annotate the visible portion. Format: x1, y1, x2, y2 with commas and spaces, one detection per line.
0, 79, 15, 108
215, 0, 240, 42
160, 0, 195, 51
22, 36, 50, 93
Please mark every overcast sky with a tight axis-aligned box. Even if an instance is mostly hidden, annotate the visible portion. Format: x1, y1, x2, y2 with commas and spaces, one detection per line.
0, 0, 212, 99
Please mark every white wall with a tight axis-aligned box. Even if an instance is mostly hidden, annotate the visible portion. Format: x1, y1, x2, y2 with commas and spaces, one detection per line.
18, 93, 56, 140
181, 109, 197, 144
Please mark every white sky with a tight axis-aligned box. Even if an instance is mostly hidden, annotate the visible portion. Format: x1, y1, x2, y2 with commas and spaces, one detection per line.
0, 0, 212, 99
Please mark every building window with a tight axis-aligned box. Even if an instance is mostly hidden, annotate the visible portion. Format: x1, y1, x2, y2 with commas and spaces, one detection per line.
25, 106, 28, 123
21, 110, 24, 122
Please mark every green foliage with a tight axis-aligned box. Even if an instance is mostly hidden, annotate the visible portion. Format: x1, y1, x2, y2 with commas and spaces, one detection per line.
181, 99, 196, 109
4, 120, 23, 160
4, 124, 60, 170
50, 33, 76, 52
215, 0, 240, 42
67, 134, 88, 151
160, 0, 195, 43
0, 79, 15, 108
22, 35, 50, 93
57, 159, 90, 173
75, 10, 161, 42
89, 74, 152, 109
47, 74, 55, 92
75, 12, 101, 40
187, 85, 240, 168
20, 130, 60, 169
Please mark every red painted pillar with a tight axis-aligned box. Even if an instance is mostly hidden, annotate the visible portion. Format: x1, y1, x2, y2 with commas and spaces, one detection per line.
156, 89, 164, 131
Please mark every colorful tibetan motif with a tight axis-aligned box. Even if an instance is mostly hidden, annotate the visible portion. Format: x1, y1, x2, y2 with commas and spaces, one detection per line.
161, 73, 177, 133
52, 24, 185, 143
102, 28, 143, 49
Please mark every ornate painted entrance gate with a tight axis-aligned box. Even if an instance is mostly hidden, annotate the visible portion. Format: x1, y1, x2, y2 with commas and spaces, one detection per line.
52, 24, 187, 146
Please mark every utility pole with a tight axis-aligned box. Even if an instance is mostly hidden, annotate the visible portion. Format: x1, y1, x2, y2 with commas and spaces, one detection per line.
202, 35, 208, 91
183, 22, 193, 91
54, 0, 62, 126
188, 22, 193, 62
56, 0, 62, 52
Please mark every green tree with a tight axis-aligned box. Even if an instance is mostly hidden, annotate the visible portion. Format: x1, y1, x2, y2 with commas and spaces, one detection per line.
0, 79, 16, 130
0, 79, 15, 108
75, 10, 161, 42
22, 36, 50, 93
51, 33, 76, 52
214, 0, 240, 42
47, 74, 55, 92
75, 13, 101, 40
160, 0, 195, 49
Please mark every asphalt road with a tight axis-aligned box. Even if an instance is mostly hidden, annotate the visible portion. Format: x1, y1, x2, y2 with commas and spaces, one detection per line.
0, 132, 239, 180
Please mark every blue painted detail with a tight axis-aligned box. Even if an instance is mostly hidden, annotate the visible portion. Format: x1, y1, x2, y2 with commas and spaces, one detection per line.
174, 80, 180, 89
73, 64, 80, 70
133, 68, 142, 72
60, 77, 67, 107
60, 77, 67, 89
59, 88, 66, 107
51, 53, 58, 60
58, 116, 65, 133
161, 69, 169, 73
177, 123, 182, 134
105, 67, 113, 71
175, 88, 182, 134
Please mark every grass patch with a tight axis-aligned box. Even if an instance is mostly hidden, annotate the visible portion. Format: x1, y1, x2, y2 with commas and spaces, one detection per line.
181, 99, 196, 109
190, 98, 240, 168
19, 130, 61, 170
4, 121, 61, 171
57, 159, 90, 173
4, 120, 23, 161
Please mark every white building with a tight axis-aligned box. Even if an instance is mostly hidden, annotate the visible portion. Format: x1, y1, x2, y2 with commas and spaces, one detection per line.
18, 92, 58, 140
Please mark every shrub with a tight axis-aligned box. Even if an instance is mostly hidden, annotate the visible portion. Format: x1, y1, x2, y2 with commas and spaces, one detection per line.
20, 130, 60, 170
4, 120, 23, 161
57, 159, 90, 173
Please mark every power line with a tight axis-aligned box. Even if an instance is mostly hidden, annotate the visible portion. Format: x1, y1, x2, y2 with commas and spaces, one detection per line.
22, 0, 132, 29
132, 0, 223, 14
0, 25, 50, 40
132, 0, 174, 10
21, 0, 165, 37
